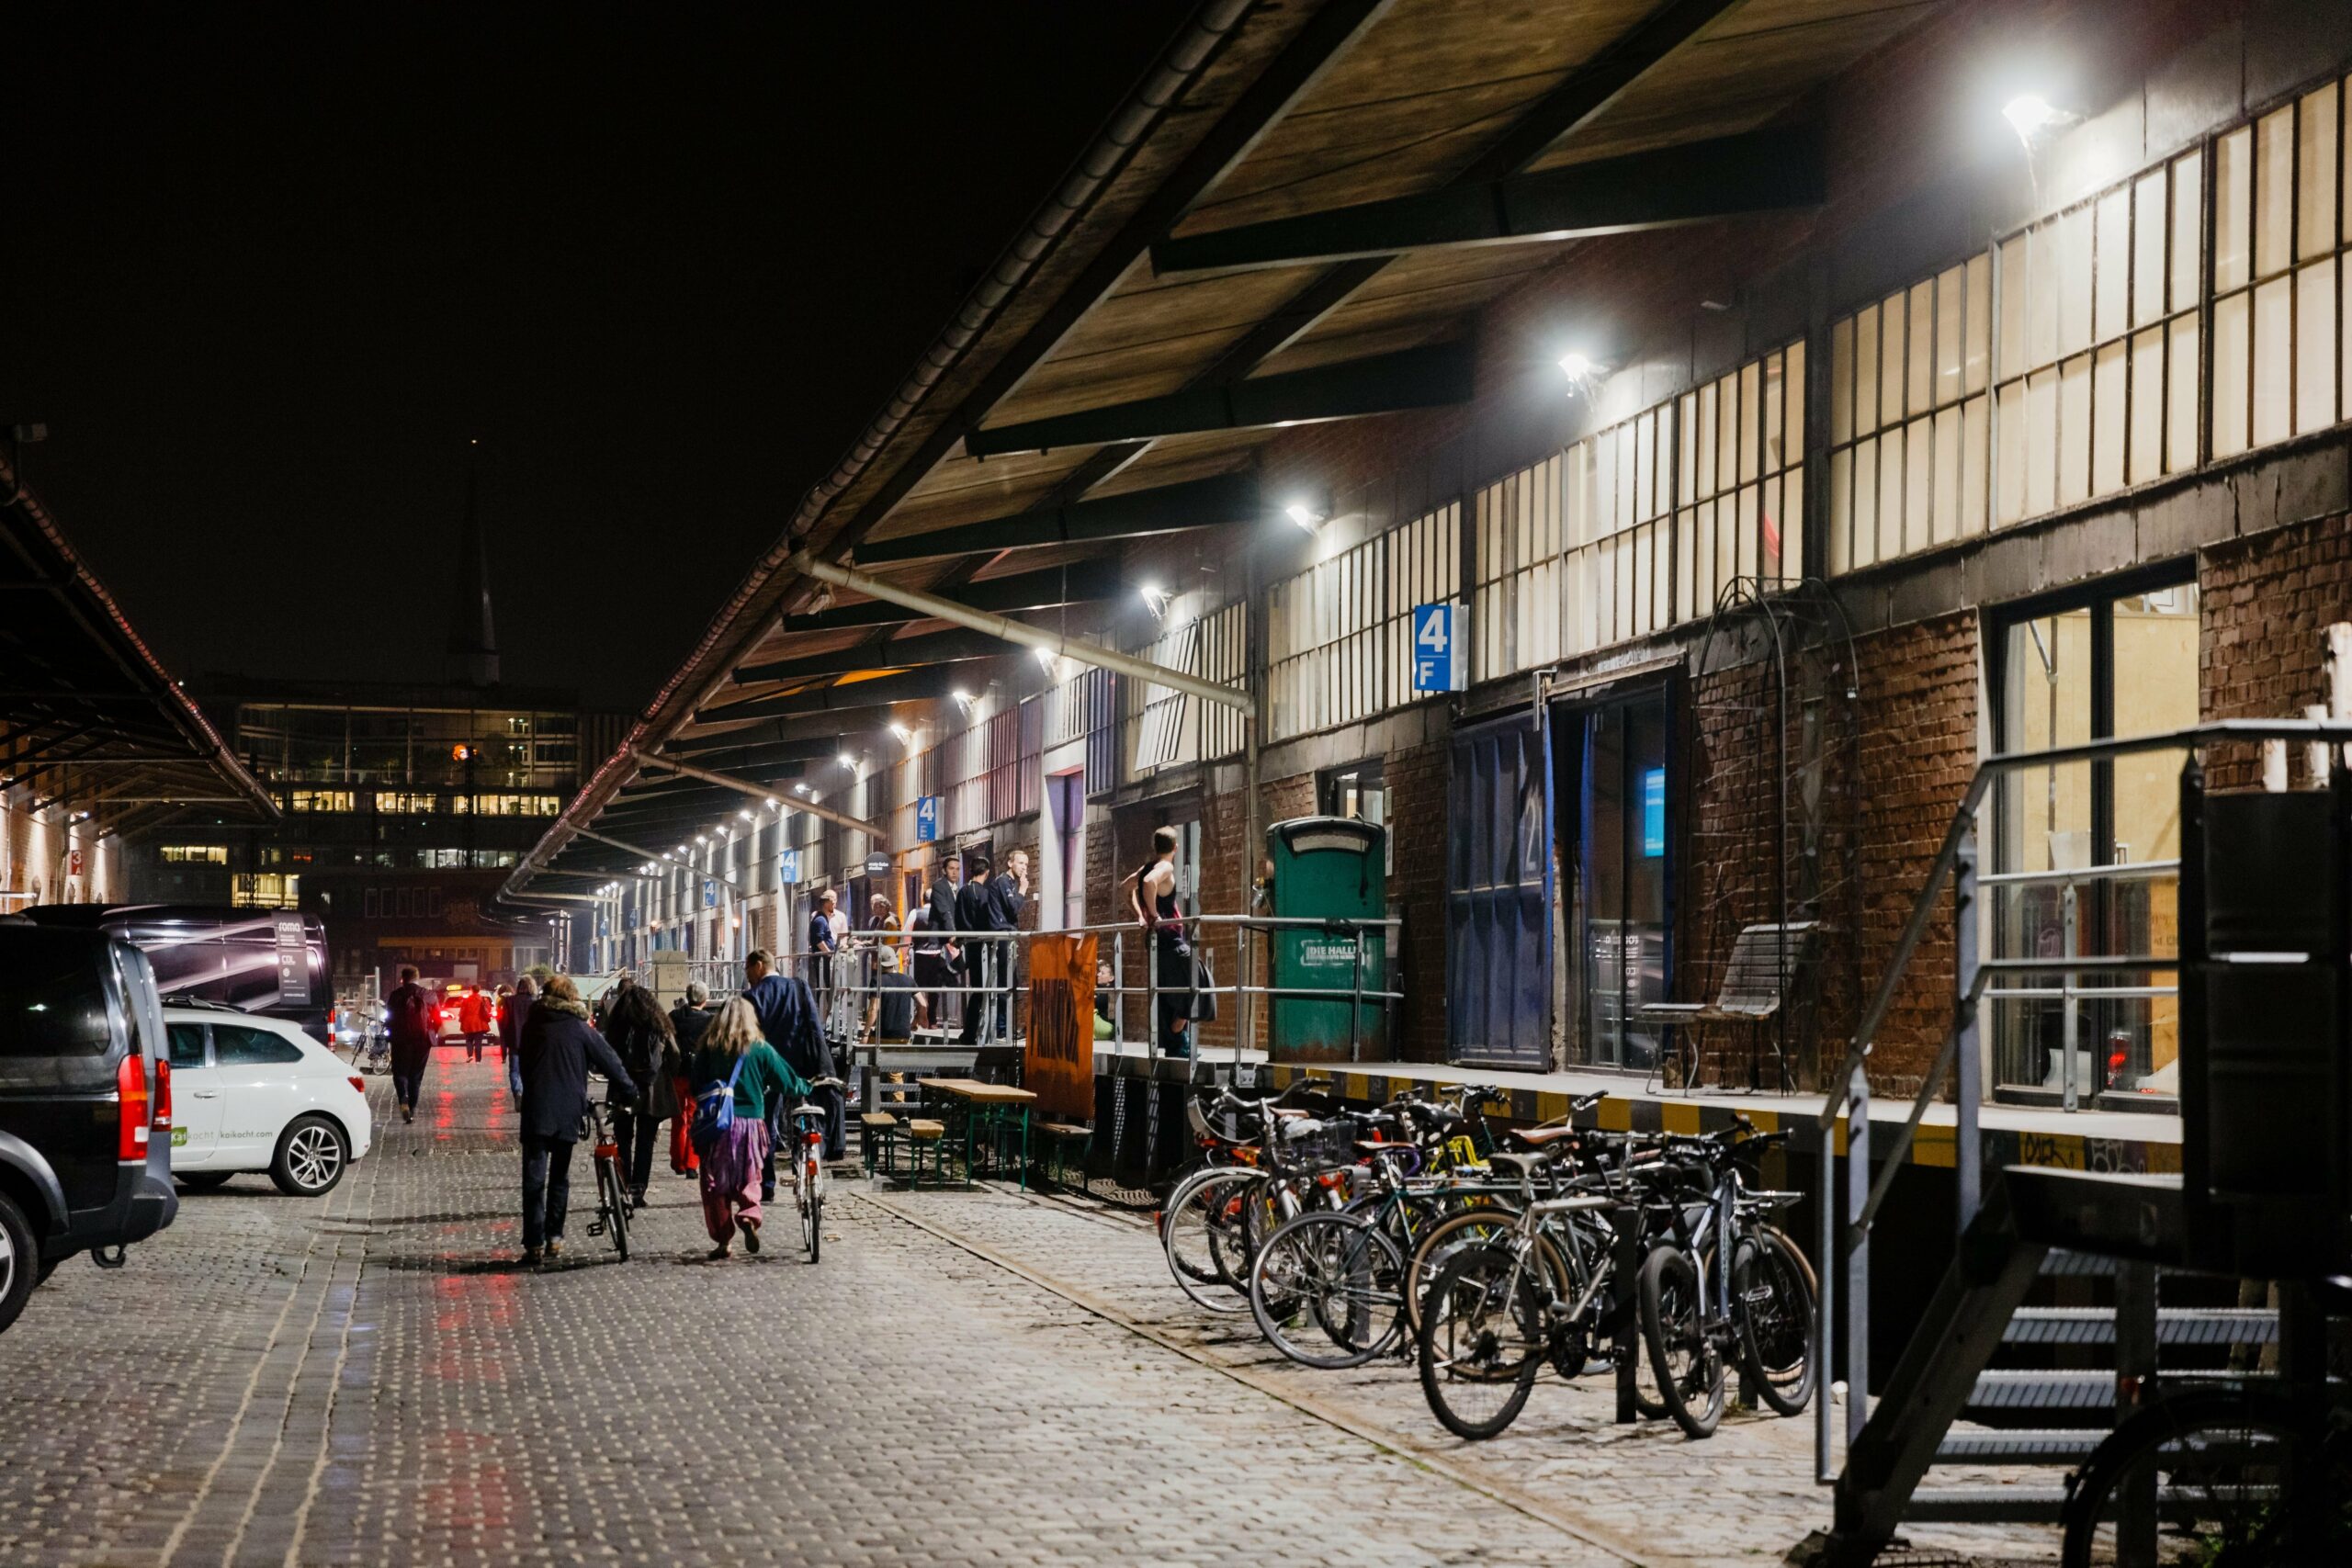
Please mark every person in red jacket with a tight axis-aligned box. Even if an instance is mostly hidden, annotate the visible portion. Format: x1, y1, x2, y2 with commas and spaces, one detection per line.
458, 985, 492, 1063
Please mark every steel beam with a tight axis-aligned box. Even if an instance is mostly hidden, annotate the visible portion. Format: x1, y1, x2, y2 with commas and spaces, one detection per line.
853, 471, 1257, 566
962, 339, 1474, 457
777, 558, 1125, 634
1151, 126, 1822, 275
788, 554, 1250, 712
667, 720, 888, 760
735, 626, 1012, 686
698, 664, 989, 724
565, 826, 747, 891
628, 748, 886, 841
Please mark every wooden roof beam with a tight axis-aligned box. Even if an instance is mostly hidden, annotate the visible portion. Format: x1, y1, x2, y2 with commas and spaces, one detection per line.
854, 471, 1256, 566
776, 558, 1126, 634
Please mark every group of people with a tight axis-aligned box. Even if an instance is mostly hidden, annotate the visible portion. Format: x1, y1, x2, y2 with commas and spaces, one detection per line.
904, 849, 1028, 1044
385, 954, 845, 1268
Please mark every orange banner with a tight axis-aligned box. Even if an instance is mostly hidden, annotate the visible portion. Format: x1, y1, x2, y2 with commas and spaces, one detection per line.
1023, 932, 1097, 1122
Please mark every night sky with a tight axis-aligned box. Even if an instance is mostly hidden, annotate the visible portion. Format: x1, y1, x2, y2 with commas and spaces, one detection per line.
0, 2, 1193, 712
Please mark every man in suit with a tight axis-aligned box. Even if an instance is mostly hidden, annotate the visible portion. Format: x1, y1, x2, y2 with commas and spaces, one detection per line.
956, 853, 995, 1044
805, 889, 842, 1028
921, 858, 962, 1035
987, 851, 1030, 1042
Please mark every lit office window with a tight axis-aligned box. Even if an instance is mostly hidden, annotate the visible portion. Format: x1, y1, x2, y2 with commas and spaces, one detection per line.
2211, 78, 2347, 457
1996, 151, 2202, 522
1674, 341, 1805, 617
159, 845, 228, 864
1561, 400, 1675, 660
1829, 261, 1991, 570
1268, 502, 1459, 740
288, 789, 355, 812
373, 791, 437, 814
231, 874, 299, 908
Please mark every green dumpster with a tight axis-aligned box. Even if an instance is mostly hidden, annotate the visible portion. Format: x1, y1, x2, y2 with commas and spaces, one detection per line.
1267, 816, 1388, 1061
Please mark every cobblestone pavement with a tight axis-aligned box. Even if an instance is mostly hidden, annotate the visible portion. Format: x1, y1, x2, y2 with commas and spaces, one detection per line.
0, 1051, 1627, 1567
864, 1186, 2068, 1568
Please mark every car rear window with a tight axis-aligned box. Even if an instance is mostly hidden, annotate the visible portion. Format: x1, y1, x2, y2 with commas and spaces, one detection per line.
0, 959, 114, 1058
212, 1024, 306, 1066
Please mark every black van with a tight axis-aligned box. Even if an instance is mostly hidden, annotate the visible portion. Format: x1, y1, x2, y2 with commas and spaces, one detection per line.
0, 924, 178, 1335
21, 904, 332, 1043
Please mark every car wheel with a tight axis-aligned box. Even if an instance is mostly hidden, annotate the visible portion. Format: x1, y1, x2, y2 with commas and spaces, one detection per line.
176, 1172, 233, 1191
0, 1189, 39, 1335
271, 1116, 350, 1197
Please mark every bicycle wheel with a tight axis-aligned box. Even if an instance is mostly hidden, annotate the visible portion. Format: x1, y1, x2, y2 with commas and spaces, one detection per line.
1416, 1243, 1545, 1440
1732, 1226, 1814, 1416
1404, 1206, 1542, 1337
1162, 1168, 1261, 1314
597, 1156, 631, 1260
1249, 1212, 1405, 1371
803, 1172, 822, 1264
2062, 1385, 2349, 1567
1638, 1243, 1721, 1438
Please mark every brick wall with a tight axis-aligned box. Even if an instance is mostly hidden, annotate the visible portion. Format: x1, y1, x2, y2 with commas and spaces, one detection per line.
2199, 512, 2352, 786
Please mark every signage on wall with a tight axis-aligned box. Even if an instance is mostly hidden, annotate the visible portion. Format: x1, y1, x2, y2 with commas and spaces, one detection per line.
272, 911, 311, 1006
914, 795, 942, 842
1641, 766, 1666, 858
864, 852, 893, 877
778, 848, 802, 885
1411, 601, 1467, 694
702, 878, 718, 909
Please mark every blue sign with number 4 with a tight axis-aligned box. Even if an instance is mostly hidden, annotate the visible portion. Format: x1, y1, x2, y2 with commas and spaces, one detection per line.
1412, 602, 1466, 694
915, 795, 941, 843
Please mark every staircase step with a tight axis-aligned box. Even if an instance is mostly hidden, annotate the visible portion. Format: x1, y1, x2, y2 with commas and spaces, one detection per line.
1967, 1370, 2117, 1413
1903, 1486, 2069, 1524
1934, 1427, 2105, 1464
2001, 1306, 2281, 1346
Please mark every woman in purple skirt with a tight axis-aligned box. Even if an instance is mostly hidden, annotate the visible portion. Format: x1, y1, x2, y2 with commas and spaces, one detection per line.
686, 998, 808, 1259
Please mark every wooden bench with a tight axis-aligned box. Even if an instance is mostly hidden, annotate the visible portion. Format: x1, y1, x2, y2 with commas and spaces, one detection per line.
1035, 1121, 1091, 1189
859, 1111, 900, 1178
1636, 920, 1820, 1090
903, 1118, 947, 1187
923, 1078, 1038, 1190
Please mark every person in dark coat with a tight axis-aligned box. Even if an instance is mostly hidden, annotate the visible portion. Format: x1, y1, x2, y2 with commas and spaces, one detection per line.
514, 975, 638, 1266
599, 981, 673, 1209
743, 949, 840, 1166
983, 850, 1028, 1043
956, 854, 994, 1045
383, 964, 438, 1123
922, 859, 963, 1036
502, 975, 537, 1104
664, 983, 714, 1175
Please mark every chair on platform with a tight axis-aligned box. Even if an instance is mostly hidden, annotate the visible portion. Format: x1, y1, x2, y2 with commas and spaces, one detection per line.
1636, 919, 1819, 1091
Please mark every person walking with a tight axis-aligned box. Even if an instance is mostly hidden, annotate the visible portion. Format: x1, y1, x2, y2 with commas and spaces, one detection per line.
685, 996, 808, 1260
956, 853, 994, 1045
665, 982, 713, 1175
458, 984, 492, 1062
922, 858, 963, 1038
744, 949, 839, 1165
513, 975, 639, 1267
599, 981, 673, 1210
502, 974, 537, 1105
383, 964, 437, 1122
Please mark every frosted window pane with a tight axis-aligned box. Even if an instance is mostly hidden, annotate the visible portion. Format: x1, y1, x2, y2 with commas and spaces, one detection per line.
2129, 328, 2165, 486
2095, 189, 2130, 343
1932, 405, 1961, 544
1717, 496, 1736, 587
1962, 396, 1990, 536
1697, 382, 1718, 499
1879, 428, 1905, 558
2168, 314, 2200, 473
1905, 420, 1932, 548
2173, 152, 2203, 311
1634, 416, 1654, 522
2346, 265, 2352, 426
2058, 206, 2094, 357
2295, 261, 2336, 435
1996, 380, 2025, 525
1677, 395, 1696, 501
1828, 453, 1852, 574
2213, 291, 2251, 457
2028, 225, 2061, 368
1786, 340, 1806, 457
1763, 353, 1786, 475
2300, 85, 2338, 263
1999, 235, 2029, 378
2059, 354, 2093, 505
2253, 276, 2292, 447
2256, 106, 2293, 280
1781, 464, 1804, 577
1739, 360, 1760, 482
2132, 170, 2167, 329
2093, 342, 2127, 498
1966, 254, 1993, 394
1736, 488, 1758, 581
2026, 368, 2059, 516
1936, 266, 1964, 405
1830, 319, 1853, 446
1908, 281, 1935, 414
2216, 129, 2251, 294
1882, 290, 1900, 425
1674, 512, 1695, 624
1852, 441, 1878, 568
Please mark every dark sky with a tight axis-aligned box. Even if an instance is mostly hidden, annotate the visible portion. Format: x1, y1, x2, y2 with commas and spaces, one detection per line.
1, 1, 1193, 712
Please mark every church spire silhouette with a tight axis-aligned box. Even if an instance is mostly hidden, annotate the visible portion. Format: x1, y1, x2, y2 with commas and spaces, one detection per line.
447, 438, 500, 687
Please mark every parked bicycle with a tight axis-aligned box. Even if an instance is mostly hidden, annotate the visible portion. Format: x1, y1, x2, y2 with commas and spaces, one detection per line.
787, 1076, 844, 1263
582, 1100, 630, 1260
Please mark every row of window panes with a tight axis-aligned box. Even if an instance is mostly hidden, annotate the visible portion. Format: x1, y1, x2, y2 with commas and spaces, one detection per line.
230, 873, 298, 908
2213, 79, 2352, 457
1127, 602, 1246, 774
1475, 455, 1569, 679
1676, 344, 1805, 618
159, 844, 228, 863
1268, 503, 1458, 740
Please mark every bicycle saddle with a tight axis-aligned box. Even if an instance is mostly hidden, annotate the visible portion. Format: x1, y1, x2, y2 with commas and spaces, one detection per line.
1485, 1151, 1554, 1178
1505, 1124, 1580, 1150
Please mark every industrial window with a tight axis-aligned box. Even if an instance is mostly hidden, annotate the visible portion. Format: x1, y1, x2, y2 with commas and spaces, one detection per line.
449, 792, 562, 816
158, 844, 227, 863
288, 789, 354, 812
1829, 261, 1992, 570
1560, 399, 1675, 662
1127, 598, 1246, 776
1474, 454, 1566, 680
1673, 340, 1806, 618
374, 791, 437, 814
1995, 151, 2202, 525
2211, 76, 2349, 458
1268, 502, 1459, 740
230, 873, 298, 908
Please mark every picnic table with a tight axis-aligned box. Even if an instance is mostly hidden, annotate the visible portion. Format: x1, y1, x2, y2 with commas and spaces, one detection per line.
922, 1077, 1037, 1190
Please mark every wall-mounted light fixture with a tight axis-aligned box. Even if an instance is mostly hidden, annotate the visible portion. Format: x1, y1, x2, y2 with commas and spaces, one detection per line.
1283, 498, 1328, 532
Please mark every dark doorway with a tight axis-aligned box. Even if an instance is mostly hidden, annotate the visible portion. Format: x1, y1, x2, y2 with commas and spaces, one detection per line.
1555, 687, 1674, 1070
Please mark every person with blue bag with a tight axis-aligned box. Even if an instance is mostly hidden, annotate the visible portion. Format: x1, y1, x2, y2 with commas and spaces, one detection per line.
686, 996, 808, 1260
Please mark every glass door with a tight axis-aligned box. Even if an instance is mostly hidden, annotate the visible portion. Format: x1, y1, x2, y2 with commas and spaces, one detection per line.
1562, 690, 1672, 1069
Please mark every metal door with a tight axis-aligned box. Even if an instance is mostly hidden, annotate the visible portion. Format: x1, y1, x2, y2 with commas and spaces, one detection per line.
1446, 711, 1553, 1066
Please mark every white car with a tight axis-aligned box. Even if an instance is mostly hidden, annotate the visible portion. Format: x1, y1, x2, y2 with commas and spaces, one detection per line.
163, 1002, 374, 1197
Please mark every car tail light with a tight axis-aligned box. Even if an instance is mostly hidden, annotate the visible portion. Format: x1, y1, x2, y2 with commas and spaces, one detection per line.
348, 1076, 366, 1095
118, 1054, 151, 1158
153, 1058, 174, 1134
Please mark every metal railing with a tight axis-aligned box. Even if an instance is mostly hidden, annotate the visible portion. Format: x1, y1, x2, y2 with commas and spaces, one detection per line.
1813, 716, 2352, 1485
